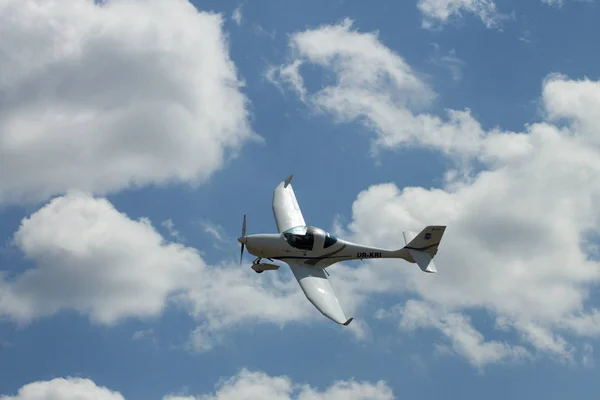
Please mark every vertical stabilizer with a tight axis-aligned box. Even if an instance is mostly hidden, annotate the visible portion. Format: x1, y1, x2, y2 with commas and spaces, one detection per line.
402, 226, 446, 273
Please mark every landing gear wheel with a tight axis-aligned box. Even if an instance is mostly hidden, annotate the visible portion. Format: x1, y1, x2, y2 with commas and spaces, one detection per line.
256, 270, 264, 274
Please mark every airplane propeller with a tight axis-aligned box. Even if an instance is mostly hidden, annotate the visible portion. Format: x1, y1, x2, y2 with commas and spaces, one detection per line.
239, 214, 246, 265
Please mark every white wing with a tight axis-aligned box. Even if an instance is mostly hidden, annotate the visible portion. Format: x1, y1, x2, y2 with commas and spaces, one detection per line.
288, 261, 353, 326
272, 175, 306, 233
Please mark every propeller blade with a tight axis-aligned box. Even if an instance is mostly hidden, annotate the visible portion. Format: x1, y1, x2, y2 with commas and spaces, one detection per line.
240, 214, 247, 265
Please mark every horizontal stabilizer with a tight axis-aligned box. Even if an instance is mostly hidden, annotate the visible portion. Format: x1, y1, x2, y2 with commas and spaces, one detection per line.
407, 249, 437, 273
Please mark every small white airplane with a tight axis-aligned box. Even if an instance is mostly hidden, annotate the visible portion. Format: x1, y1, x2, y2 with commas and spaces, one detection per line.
237, 175, 446, 326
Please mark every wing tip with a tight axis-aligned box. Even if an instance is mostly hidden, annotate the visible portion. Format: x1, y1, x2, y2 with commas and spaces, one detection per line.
284, 174, 293, 187
343, 317, 354, 326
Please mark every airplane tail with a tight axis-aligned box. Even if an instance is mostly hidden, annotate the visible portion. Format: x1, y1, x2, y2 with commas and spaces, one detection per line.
401, 226, 446, 273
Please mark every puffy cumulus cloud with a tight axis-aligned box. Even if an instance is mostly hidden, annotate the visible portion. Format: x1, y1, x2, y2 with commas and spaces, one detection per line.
0, 0, 257, 205
0, 377, 124, 400
0, 372, 394, 400
342, 116, 600, 365
542, 74, 600, 143
416, 0, 506, 29
0, 192, 203, 325
269, 21, 600, 367
163, 369, 394, 400
0, 193, 315, 349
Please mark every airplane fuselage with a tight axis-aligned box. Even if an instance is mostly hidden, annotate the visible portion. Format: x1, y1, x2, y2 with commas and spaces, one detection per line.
239, 225, 410, 268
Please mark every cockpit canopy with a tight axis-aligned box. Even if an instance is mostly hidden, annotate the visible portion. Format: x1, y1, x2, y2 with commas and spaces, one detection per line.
282, 225, 338, 251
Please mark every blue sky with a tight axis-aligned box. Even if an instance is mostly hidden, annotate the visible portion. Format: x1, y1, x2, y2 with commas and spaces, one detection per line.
2, 0, 600, 399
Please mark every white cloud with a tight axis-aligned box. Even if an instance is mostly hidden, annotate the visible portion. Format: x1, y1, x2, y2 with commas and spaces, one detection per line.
395, 300, 531, 368
542, 74, 600, 145
417, 0, 580, 27
273, 18, 435, 109
416, 0, 506, 29
200, 220, 228, 243
196, 220, 235, 253
162, 219, 183, 241
542, 0, 594, 6
429, 45, 466, 82
0, 377, 124, 400
341, 124, 600, 363
131, 329, 154, 341
0, 193, 315, 349
163, 369, 394, 400
519, 30, 532, 44
541, 0, 564, 6
131, 328, 158, 348
582, 343, 594, 368
0, 0, 257, 205
0, 372, 395, 400
0, 192, 203, 325
266, 60, 307, 101
270, 20, 600, 367
253, 23, 276, 39
267, 20, 499, 161
232, 4, 243, 25
179, 260, 317, 351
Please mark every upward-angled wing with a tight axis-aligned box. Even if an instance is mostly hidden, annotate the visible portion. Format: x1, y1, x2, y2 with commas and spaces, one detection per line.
272, 174, 306, 233
288, 261, 353, 326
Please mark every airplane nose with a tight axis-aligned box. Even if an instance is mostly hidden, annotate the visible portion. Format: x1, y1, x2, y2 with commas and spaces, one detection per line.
237, 236, 247, 244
